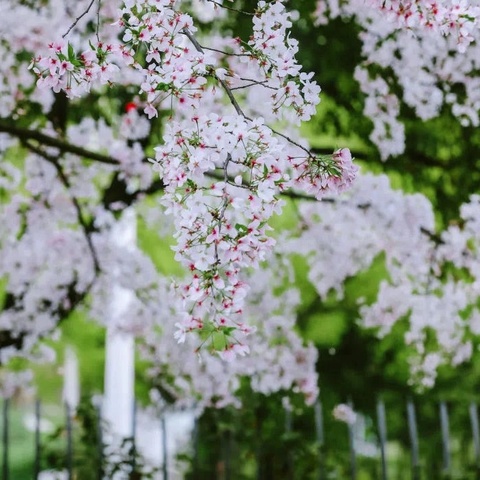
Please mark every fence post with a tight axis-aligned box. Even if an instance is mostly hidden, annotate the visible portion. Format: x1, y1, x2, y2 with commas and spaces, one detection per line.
376, 398, 388, 480
347, 399, 357, 480
223, 428, 232, 480
161, 414, 168, 480
470, 402, 480, 478
65, 402, 73, 480
34, 399, 41, 479
131, 399, 137, 475
256, 408, 262, 480
314, 397, 325, 480
439, 401, 451, 477
284, 405, 293, 477
2, 398, 9, 480
95, 404, 103, 480
407, 399, 420, 480
192, 415, 199, 479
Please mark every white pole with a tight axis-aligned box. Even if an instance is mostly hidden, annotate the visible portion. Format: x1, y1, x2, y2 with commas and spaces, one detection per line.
103, 208, 137, 447
62, 346, 80, 412
103, 326, 135, 438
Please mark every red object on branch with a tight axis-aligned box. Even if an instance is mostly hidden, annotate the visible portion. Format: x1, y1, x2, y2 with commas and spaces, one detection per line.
125, 101, 137, 113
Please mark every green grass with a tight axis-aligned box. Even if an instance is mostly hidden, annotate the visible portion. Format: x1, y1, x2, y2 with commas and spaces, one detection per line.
5, 404, 36, 479
4, 402, 66, 479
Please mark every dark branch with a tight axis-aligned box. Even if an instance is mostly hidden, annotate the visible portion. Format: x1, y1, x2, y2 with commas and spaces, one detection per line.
206, 0, 254, 16
0, 121, 119, 165
201, 46, 251, 57
63, 0, 97, 38
182, 28, 249, 118
420, 226, 444, 245
101, 173, 165, 209
0, 282, 91, 353
24, 141, 101, 273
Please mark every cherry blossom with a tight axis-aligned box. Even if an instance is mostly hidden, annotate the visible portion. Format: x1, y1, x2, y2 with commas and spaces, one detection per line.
333, 403, 357, 425
282, 172, 480, 387
314, 0, 480, 158
0, 0, 352, 403
1, 0, 480, 405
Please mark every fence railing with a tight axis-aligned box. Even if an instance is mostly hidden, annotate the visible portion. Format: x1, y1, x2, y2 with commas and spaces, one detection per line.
313, 397, 480, 480
3, 395, 480, 479
1, 397, 173, 480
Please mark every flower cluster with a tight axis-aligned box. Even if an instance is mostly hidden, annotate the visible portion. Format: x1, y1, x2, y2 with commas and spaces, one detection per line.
367, 0, 480, 52
314, 0, 480, 158
112, 0, 354, 350
333, 403, 357, 425
31, 40, 119, 98
289, 147, 358, 198
118, 0, 215, 118
135, 254, 319, 408
282, 172, 480, 387
245, 1, 322, 122
151, 111, 356, 353
3, 0, 355, 368
153, 116, 283, 317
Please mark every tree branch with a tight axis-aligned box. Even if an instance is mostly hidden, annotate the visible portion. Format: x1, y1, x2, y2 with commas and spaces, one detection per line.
201, 46, 251, 58
420, 226, 444, 245
0, 121, 371, 209
23, 141, 101, 273
0, 121, 119, 165
0, 120, 313, 203
101, 173, 165, 209
206, 0, 254, 16
63, 0, 97, 38
181, 29, 339, 164
182, 28, 249, 118
0, 282, 91, 353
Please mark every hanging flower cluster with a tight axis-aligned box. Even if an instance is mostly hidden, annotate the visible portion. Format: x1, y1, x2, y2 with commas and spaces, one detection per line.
116, 1, 354, 352
153, 112, 356, 353
26, 0, 357, 355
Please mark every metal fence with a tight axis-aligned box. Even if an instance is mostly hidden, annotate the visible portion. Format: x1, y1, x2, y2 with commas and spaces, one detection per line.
3, 396, 480, 480
1, 398, 170, 480
340, 399, 476, 480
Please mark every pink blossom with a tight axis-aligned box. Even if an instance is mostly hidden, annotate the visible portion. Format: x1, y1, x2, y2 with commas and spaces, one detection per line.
333, 404, 357, 424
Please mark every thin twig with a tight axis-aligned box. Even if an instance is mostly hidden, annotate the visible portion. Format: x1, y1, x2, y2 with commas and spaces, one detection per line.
96, 0, 101, 43
201, 46, 251, 57
230, 83, 258, 91
63, 0, 97, 38
213, 153, 233, 264
420, 226, 444, 244
182, 28, 249, 118
230, 80, 276, 91
270, 126, 314, 158
234, 77, 276, 90
206, 0, 254, 16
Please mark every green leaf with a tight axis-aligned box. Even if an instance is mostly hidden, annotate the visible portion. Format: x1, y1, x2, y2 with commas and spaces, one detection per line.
156, 82, 171, 92
235, 223, 248, 235
211, 331, 227, 351
219, 326, 236, 336
67, 42, 76, 62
